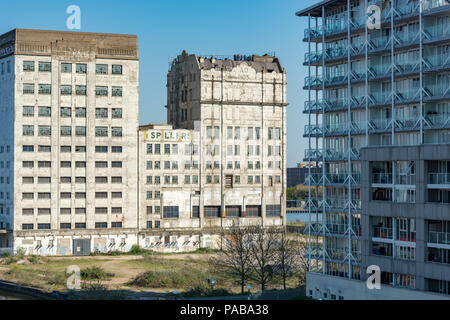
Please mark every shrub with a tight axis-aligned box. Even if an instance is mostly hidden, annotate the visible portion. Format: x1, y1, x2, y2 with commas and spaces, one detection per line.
15, 247, 26, 259
128, 270, 190, 288
128, 245, 148, 255
1, 251, 11, 258
80, 266, 114, 281
182, 284, 232, 298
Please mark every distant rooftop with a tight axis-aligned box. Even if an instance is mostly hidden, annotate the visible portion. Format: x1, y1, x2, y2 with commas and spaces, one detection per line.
171, 50, 285, 73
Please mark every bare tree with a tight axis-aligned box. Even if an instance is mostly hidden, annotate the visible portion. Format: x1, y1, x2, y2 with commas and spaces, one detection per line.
248, 225, 279, 291
295, 238, 311, 286
212, 225, 253, 295
276, 232, 299, 290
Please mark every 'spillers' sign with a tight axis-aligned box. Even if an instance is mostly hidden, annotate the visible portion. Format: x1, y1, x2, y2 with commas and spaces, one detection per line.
144, 130, 192, 142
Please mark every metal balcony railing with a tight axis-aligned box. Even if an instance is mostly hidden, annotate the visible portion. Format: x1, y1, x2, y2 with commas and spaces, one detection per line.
373, 227, 393, 239
429, 231, 450, 245
428, 173, 450, 185
372, 173, 393, 184
425, 114, 450, 127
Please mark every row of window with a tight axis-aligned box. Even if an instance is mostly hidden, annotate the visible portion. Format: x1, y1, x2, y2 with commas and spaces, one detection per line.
22, 222, 123, 230
22, 192, 123, 199
22, 84, 123, 96
23, 106, 123, 118
206, 126, 282, 140
22, 161, 123, 168
23, 145, 123, 153
23, 126, 123, 137
22, 176, 123, 184
23, 61, 123, 75
22, 207, 123, 215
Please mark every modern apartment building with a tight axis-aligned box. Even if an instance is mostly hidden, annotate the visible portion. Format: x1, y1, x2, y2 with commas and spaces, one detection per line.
297, 0, 450, 299
0, 29, 139, 255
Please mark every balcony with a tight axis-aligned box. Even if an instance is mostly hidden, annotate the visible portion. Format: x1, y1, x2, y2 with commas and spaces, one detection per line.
425, 114, 450, 128
372, 173, 393, 184
373, 227, 393, 239
428, 173, 450, 185
327, 197, 361, 211
429, 231, 450, 245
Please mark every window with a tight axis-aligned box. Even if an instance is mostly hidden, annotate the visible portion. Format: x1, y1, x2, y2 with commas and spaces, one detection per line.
112, 207, 122, 214
226, 206, 241, 217
225, 175, 233, 188
96, 127, 108, 137
163, 206, 179, 219
22, 193, 34, 200
76, 63, 87, 74
75, 161, 86, 168
60, 126, 72, 136
61, 107, 72, 117
60, 208, 71, 215
22, 209, 34, 215
75, 223, 86, 229
60, 192, 71, 199
38, 145, 51, 152
147, 206, 153, 214
75, 208, 86, 215
38, 84, 51, 94
38, 126, 51, 136
61, 177, 71, 183
112, 65, 123, 74
23, 145, 34, 152
61, 146, 71, 153
61, 85, 72, 95
112, 108, 122, 118
112, 127, 123, 137
76, 108, 86, 117
111, 177, 122, 184
110, 146, 122, 153
22, 224, 34, 230
23, 106, 34, 116
38, 177, 51, 184
96, 108, 108, 118
23, 161, 34, 168
96, 64, 108, 74
147, 144, 153, 154
23, 61, 35, 71
112, 192, 122, 199
111, 222, 122, 228
76, 127, 86, 136
38, 161, 51, 168
204, 206, 221, 218
23, 125, 34, 136
61, 63, 72, 73
96, 177, 108, 184
60, 223, 71, 230
96, 86, 108, 96
75, 85, 86, 95
275, 127, 281, 140
95, 222, 108, 229
146, 191, 153, 199
185, 175, 191, 184
266, 205, 282, 217
96, 146, 108, 153
246, 205, 261, 217
95, 207, 108, 214
38, 193, 51, 199
96, 192, 108, 199
38, 107, 51, 117
23, 84, 34, 94
112, 161, 122, 168
39, 61, 51, 72
164, 144, 171, 155
60, 161, 71, 168
75, 177, 86, 183
96, 161, 108, 168
22, 177, 34, 184
147, 221, 153, 229
112, 87, 123, 97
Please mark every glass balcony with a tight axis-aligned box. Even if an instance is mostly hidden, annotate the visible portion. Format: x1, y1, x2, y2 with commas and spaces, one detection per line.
373, 227, 393, 239
423, 0, 450, 11
424, 23, 450, 39
373, 173, 393, 184
326, 123, 348, 134
424, 53, 450, 69
304, 26, 323, 40
425, 114, 450, 127
429, 231, 450, 245
304, 173, 323, 185
304, 50, 323, 64
304, 149, 323, 161
396, 117, 420, 129
368, 92, 391, 105
327, 197, 362, 211
304, 75, 323, 88
304, 100, 326, 113
328, 248, 347, 261
429, 173, 450, 185
304, 124, 323, 136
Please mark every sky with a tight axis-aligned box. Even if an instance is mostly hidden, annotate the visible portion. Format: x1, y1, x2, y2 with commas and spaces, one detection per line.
0, 0, 312, 167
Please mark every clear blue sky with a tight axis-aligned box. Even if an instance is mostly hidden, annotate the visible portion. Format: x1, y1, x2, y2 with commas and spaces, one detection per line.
1, 0, 312, 167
